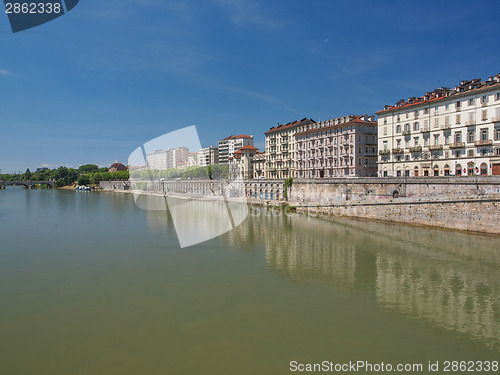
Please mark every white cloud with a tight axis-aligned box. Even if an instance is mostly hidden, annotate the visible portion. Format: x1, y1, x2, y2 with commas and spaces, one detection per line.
0, 69, 13, 76
213, 0, 280, 30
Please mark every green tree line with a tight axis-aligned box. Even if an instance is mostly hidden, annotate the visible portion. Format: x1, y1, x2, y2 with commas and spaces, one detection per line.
0, 164, 129, 188
129, 164, 229, 180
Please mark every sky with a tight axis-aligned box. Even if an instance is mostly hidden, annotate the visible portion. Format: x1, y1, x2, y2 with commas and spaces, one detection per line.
1, 0, 499, 173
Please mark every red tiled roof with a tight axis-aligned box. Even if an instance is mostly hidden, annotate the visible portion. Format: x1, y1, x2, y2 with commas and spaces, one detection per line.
221, 134, 253, 141
239, 145, 258, 150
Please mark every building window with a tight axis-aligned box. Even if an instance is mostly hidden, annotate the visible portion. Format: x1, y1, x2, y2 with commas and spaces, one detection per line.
455, 132, 462, 143
384, 118, 387, 124
397, 115, 400, 122
404, 123, 410, 132
383, 126, 387, 135
456, 114, 461, 124
468, 149, 474, 157
413, 122, 419, 131
414, 137, 419, 146
424, 137, 429, 147
482, 109, 488, 121
469, 98, 474, 106
455, 150, 461, 158
383, 141, 388, 150
434, 134, 439, 145
467, 130, 475, 143
495, 128, 500, 141
396, 124, 401, 133
481, 95, 488, 104
496, 93, 500, 101
424, 108, 429, 115
481, 129, 489, 140
456, 101, 461, 109
405, 140, 410, 149
396, 139, 401, 147
445, 104, 449, 111
495, 148, 500, 156
445, 135, 450, 145
435, 106, 439, 115
434, 118, 439, 128
445, 151, 449, 158
406, 112, 409, 119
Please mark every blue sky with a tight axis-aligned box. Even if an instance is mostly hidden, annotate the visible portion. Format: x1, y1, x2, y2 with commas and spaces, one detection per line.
1, 0, 499, 173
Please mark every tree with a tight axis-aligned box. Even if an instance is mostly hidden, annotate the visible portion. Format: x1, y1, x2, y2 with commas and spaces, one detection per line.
77, 174, 90, 186
24, 168, 31, 180
78, 164, 99, 173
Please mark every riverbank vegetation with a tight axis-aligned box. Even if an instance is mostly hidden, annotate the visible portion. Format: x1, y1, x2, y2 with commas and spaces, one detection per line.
129, 165, 229, 180
0, 164, 129, 188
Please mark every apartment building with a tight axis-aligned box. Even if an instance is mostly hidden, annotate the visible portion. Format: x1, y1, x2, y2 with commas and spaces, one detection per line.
197, 146, 219, 167
377, 75, 500, 177
218, 135, 254, 164
265, 118, 315, 179
295, 115, 378, 178
186, 152, 198, 168
252, 152, 265, 179
146, 147, 190, 170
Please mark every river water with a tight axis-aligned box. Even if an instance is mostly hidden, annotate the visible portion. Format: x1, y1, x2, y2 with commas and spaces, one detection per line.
0, 188, 499, 375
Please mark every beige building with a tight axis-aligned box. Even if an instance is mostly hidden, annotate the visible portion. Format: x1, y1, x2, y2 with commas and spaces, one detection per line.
218, 135, 253, 164
229, 145, 258, 179
377, 75, 500, 177
252, 152, 265, 179
186, 152, 198, 168
265, 118, 315, 179
295, 115, 378, 178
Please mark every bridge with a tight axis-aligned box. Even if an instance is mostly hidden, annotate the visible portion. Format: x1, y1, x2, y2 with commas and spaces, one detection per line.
0, 180, 55, 189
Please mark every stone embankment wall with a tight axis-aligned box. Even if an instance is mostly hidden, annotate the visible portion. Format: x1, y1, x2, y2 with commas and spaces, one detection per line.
101, 177, 500, 234
290, 177, 500, 235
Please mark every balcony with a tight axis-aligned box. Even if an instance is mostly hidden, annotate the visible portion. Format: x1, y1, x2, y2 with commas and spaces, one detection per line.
428, 145, 443, 151
441, 124, 452, 130
449, 142, 465, 149
421, 127, 431, 133
492, 117, 500, 123
409, 146, 422, 153
402, 130, 411, 136
392, 148, 403, 154
379, 149, 391, 155
474, 139, 493, 147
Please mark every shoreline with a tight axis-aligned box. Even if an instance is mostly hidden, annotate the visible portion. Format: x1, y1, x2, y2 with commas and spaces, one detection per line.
98, 187, 500, 236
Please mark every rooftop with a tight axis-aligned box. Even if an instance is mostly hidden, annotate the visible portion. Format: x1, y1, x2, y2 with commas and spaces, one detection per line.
295, 115, 376, 137
376, 74, 500, 115
265, 117, 316, 135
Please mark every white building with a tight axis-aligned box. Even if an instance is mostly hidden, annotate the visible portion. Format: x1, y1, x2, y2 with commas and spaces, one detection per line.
146, 147, 190, 170
197, 146, 219, 167
377, 75, 500, 177
218, 135, 253, 164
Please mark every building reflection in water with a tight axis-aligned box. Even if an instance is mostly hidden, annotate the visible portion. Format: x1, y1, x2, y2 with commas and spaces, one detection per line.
225, 206, 500, 351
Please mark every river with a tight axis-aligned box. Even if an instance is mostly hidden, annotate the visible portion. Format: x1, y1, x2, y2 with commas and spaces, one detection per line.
0, 187, 499, 374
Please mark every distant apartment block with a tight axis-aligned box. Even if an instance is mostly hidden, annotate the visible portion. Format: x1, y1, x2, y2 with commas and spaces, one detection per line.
265, 117, 315, 179
218, 135, 253, 164
377, 74, 500, 177
197, 146, 219, 167
186, 152, 198, 168
146, 147, 190, 170
295, 115, 378, 178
